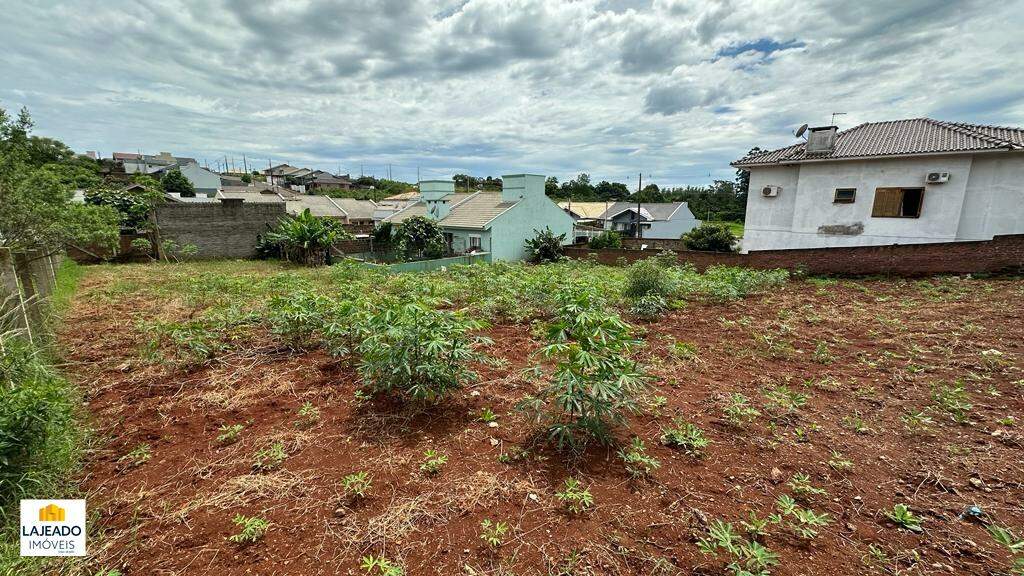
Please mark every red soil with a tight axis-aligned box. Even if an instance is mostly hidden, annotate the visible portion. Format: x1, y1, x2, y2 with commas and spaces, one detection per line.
56, 272, 1024, 575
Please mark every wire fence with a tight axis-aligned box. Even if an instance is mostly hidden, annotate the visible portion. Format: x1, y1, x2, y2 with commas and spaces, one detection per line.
0, 248, 63, 345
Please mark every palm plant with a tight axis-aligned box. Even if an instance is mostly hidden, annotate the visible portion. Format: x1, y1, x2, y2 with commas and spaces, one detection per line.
266, 208, 351, 266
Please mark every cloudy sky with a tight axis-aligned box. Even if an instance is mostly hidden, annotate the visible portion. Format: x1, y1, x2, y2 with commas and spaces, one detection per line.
2, 0, 1022, 187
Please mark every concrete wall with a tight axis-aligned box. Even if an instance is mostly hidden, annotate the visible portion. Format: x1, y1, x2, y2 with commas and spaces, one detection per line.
957, 154, 1024, 240
743, 152, 1024, 252
0, 250, 63, 338
154, 200, 286, 259
566, 234, 1024, 276
487, 174, 574, 261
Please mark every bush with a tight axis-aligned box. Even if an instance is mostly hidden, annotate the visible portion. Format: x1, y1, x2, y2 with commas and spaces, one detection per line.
524, 227, 566, 263
266, 208, 352, 266
357, 301, 491, 403
588, 230, 622, 249
160, 168, 195, 197
681, 223, 738, 252
392, 216, 446, 260
519, 285, 647, 450
623, 256, 676, 300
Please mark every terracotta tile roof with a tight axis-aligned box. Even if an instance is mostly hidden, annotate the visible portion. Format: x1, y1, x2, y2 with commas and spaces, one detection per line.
733, 118, 1024, 167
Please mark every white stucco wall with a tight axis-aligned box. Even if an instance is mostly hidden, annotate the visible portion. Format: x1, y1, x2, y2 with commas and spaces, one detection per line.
742, 152, 1024, 252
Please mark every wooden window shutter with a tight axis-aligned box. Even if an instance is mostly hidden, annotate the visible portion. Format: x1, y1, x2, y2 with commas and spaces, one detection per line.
871, 188, 902, 217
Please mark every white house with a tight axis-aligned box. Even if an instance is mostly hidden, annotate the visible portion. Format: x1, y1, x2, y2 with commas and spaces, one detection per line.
733, 119, 1024, 252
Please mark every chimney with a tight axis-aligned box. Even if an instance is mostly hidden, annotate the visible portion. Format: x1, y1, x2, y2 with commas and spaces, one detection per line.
418, 179, 455, 219
501, 174, 545, 203
806, 126, 838, 154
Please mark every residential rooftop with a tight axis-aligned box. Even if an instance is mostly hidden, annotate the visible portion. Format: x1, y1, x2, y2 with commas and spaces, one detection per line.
733, 118, 1024, 167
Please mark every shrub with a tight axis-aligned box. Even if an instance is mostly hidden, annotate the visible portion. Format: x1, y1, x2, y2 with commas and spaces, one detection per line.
357, 301, 491, 403
266, 208, 352, 266
681, 223, 738, 252
519, 285, 647, 450
623, 257, 676, 300
419, 449, 448, 475
524, 227, 566, 263
588, 230, 622, 249
627, 293, 667, 320
885, 503, 923, 532
696, 519, 779, 576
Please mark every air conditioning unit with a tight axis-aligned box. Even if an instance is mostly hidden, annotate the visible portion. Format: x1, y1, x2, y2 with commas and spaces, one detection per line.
926, 172, 950, 184
761, 185, 782, 197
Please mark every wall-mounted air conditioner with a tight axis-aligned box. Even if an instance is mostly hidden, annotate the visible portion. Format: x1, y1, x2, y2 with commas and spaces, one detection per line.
761, 185, 782, 197
926, 172, 950, 184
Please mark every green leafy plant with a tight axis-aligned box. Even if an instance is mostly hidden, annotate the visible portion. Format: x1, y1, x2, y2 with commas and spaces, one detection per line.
681, 223, 738, 253
518, 285, 647, 450
812, 340, 833, 364
358, 300, 491, 404
361, 554, 404, 575
885, 504, 923, 532
478, 408, 497, 423
787, 472, 826, 500
392, 215, 446, 260
295, 401, 320, 429
216, 423, 243, 445
524, 227, 567, 263
588, 230, 622, 249
228, 514, 270, 544
660, 418, 710, 456
342, 471, 372, 500
696, 519, 779, 576
265, 208, 352, 266
932, 380, 972, 424
160, 167, 195, 197
479, 519, 509, 548
420, 449, 448, 475
555, 478, 594, 514
828, 450, 853, 472
987, 524, 1024, 575
119, 443, 151, 469
617, 436, 661, 478
772, 494, 830, 539
623, 257, 676, 300
722, 392, 760, 427
253, 441, 287, 472
902, 409, 935, 433
763, 385, 807, 420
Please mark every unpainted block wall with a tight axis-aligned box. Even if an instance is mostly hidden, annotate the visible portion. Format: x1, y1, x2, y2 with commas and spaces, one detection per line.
566, 234, 1024, 276
154, 201, 286, 260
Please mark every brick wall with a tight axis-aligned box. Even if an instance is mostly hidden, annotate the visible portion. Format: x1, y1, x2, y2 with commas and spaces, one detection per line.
153, 200, 286, 260
620, 237, 687, 251
565, 234, 1024, 276
333, 238, 372, 254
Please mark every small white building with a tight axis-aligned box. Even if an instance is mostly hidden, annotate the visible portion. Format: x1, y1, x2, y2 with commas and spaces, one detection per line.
733, 119, 1024, 252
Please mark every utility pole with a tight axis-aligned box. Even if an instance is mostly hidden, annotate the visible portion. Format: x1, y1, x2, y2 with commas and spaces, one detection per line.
636, 172, 643, 239
243, 155, 248, 175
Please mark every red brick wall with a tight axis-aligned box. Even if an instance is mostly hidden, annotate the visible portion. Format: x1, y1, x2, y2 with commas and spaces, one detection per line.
565, 234, 1024, 276
333, 238, 372, 254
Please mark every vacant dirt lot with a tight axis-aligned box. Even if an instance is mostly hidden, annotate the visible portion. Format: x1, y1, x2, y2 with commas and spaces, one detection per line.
55, 261, 1023, 575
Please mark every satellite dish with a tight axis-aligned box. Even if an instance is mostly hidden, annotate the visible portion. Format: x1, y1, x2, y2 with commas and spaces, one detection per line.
794, 124, 809, 138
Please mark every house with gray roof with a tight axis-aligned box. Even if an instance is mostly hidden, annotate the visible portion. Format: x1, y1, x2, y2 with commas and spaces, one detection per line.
561, 201, 699, 239
733, 119, 1024, 252
384, 175, 573, 261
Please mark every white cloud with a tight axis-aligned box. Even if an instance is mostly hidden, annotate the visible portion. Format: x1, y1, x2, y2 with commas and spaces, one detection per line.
1, 0, 1021, 186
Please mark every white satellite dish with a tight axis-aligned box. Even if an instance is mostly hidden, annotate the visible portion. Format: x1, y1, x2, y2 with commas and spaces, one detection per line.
794, 124, 809, 138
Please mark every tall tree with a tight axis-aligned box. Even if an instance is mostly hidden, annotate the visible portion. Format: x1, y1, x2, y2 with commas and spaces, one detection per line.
161, 168, 195, 197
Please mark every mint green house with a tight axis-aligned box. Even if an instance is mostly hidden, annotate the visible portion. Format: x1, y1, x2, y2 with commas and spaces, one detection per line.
384, 174, 574, 262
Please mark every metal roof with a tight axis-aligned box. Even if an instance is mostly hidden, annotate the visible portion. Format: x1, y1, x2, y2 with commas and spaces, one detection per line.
733, 119, 1024, 167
